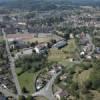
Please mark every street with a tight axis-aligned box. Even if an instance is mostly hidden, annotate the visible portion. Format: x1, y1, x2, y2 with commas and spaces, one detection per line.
86, 34, 95, 55
2, 28, 22, 96
32, 71, 61, 100
0, 87, 18, 99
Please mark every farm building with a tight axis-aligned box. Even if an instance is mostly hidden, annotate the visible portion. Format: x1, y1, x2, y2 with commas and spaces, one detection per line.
52, 40, 67, 49
34, 43, 48, 54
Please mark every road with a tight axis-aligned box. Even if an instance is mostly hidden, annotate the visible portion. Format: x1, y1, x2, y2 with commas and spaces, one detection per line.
0, 87, 18, 99
32, 71, 61, 100
2, 28, 22, 96
86, 34, 95, 55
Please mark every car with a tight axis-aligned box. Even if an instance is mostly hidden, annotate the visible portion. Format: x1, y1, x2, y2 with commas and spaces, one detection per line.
1, 84, 7, 89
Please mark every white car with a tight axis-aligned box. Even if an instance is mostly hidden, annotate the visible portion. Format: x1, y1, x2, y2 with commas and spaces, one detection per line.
1, 84, 7, 89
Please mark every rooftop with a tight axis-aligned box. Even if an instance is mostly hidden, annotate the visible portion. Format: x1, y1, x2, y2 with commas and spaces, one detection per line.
7, 34, 34, 41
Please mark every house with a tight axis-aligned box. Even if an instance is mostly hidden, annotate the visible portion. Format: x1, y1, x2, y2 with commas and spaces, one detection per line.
52, 40, 67, 49
80, 32, 86, 38
0, 93, 6, 100
60, 74, 67, 81
0, 96, 6, 100
7, 96, 14, 100
17, 22, 27, 33
9, 40, 29, 49
55, 89, 69, 100
50, 64, 63, 74
34, 43, 48, 54
36, 79, 44, 91
94, 54, 100, 59
86, 55, 92, 60
79, 32, 89, 45
70, 33, 74, 39
18, 22, 26, 26
48, 70, 56, 76
80, 37, 89, 45
95, 47, 100, 54
80, 51, 85, 58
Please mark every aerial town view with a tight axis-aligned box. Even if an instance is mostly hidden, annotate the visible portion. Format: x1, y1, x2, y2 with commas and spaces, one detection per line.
0, 0, 100, 100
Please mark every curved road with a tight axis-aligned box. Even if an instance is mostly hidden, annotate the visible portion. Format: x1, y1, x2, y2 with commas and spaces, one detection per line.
32, 71, 61, 100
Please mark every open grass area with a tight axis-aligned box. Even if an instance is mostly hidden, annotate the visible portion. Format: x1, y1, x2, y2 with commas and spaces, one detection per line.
62, 39, 77, 53
48, 48, 67, 62
24, 35, 62, 43
73, 67, 93, 86
16, 68, 39, 93
78, 68, 93, 85
48, 39, 77, 65
24, 37, 51, 43
35, 97, 48, 100
0, 36, 4, 43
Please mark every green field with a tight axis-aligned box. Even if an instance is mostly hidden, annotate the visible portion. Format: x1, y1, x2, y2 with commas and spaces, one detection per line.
24, 34, 62, 43
16, 68, 39, 93
78, 68, 93, 85
35, 97, 48, 100
0, 36, 4, 43
48, 39, 78, 65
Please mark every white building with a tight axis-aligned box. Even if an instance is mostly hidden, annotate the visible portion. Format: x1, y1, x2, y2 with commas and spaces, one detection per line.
34, 44, 47, 54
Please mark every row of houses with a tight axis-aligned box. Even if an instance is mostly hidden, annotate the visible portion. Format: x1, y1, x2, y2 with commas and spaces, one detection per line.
79, 32, 93, 59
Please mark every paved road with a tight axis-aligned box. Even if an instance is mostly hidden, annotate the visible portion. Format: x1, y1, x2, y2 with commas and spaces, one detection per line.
32, 71, 61, 100
2, 28, 22, 95
0, 87, 18, 99
86, 34, 95, 55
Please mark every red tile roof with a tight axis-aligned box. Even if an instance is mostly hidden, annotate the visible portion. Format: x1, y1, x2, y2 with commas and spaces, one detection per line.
7, 34, 34, 40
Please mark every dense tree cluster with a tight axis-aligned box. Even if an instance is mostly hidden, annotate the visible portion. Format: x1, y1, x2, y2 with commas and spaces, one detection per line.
16, 53, 48, 76
89, 60, 100, 91
18, 95, 34, 100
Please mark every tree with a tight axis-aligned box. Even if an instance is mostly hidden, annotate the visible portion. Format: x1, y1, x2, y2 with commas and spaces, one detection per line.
26, 95, 33, 100
15, 53, 48, 75
31, 42, 35, 47
89, 60, 100, 90
50, 39, 57, 45
47, 42, 52, 48
32, 49, 36, 53
71, 82, 79, 91
22, 87, 29, 93
84, 81, 92, 90
35, 41, 38, 45
18, 96, 26, 100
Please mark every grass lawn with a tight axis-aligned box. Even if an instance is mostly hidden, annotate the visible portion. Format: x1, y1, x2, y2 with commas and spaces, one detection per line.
78, 68, 93, 86
73, 67, 93, 86
35, 97, 48, 100
48, 39, 77, 65
24, 37, 51, 43
62, 39, 77, 53
0, 36, 4, 43
24, 35, 62, 43
16, 68, 39, 93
